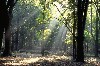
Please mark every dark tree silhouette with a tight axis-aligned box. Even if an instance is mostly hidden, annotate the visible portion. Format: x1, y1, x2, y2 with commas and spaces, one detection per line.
95, 1, 99, 57
0, 0, 18, 56
76, 0, 89, 62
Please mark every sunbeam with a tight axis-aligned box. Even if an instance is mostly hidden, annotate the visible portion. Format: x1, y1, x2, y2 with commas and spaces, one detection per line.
11, 7, 40, 34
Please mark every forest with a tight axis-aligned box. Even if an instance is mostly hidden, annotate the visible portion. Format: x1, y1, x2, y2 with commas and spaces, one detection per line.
0, 0, 100, 66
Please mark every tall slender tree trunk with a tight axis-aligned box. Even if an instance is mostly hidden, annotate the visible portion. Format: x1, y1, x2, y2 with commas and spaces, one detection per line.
76, 0, 89, 62
73, 10, 77, 61
95, 3, 99, 57
76, 0, 84, 62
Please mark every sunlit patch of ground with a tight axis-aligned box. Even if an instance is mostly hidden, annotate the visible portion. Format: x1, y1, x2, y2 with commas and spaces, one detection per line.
85, 57, 100, 66
0, 54, 100, 66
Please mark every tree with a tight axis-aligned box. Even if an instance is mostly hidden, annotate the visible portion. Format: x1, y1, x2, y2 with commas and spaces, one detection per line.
76, 0, 89, 62
95, 0, 99, 57
0, 0, 18, 56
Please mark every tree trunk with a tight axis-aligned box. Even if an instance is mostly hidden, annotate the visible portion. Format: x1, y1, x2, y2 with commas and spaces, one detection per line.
73, 10, 77, 61
0, 0, 18, 56
95, 7, 99, 57
76, 0, 89, 62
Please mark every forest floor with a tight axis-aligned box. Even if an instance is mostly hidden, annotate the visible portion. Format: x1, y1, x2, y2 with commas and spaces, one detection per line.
0, 53, 100, 66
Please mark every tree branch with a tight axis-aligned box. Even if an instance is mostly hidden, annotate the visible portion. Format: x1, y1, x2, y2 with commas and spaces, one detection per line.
53, 4, 73, 34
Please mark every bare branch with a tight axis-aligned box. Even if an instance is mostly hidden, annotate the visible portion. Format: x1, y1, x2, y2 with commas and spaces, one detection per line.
53, 4, 73, 34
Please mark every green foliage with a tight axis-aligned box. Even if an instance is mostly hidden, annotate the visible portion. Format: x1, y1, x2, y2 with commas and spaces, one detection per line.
11, 0, 100, 56
12, 0, 76, 50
